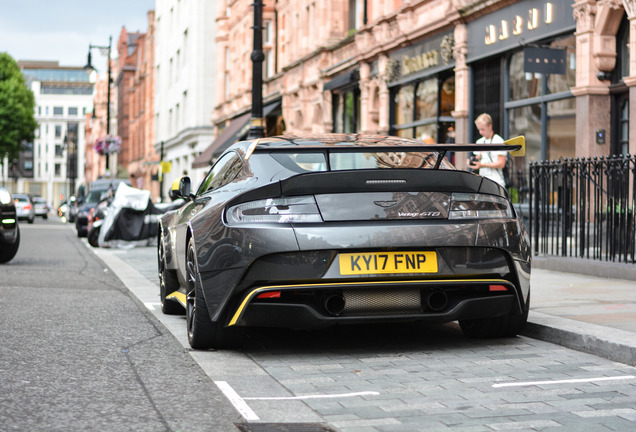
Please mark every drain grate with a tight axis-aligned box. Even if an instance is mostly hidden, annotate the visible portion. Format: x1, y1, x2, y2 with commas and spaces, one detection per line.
235, 423, 337, 432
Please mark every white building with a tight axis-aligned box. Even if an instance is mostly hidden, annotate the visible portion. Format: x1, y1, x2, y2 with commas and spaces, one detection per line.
154, 0, 217, 198
19, 61, 94, 210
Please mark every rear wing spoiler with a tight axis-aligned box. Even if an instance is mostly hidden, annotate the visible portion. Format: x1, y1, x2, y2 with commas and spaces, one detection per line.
250, 136, 525, 169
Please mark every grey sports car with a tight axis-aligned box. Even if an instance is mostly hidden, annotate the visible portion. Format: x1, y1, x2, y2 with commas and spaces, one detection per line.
158, 133, 531, 350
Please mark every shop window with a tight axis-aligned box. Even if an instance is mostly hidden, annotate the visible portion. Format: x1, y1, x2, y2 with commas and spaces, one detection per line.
415, 78, 437, 121
547, 98, 576, 161
392, 73, 454, 142
509, 51, 543, 100
547, 35, 576, 93
332, 88, 360, 133
395, 85, 414, 125
509, 105, 542, 164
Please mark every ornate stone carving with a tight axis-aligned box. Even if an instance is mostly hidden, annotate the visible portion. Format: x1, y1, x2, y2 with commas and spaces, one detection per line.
623, 0, 636, 17
573, 0, 597, 33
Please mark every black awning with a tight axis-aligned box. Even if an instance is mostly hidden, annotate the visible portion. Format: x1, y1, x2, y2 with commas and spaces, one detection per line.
192, 100, 282, 168
323, 70, 359, 91
192, 112, 251, 168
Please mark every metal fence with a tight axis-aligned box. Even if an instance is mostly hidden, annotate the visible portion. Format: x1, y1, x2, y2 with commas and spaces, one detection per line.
527, 155, 636, 263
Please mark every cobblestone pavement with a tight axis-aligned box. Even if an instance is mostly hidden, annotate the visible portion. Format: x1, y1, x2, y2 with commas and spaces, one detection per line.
103, 244, 636, 432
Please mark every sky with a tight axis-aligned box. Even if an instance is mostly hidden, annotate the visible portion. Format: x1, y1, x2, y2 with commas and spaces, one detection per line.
0, 0, 155, 72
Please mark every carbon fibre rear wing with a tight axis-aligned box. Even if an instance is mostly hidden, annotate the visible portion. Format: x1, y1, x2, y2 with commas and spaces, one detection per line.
248, 136, 525, 170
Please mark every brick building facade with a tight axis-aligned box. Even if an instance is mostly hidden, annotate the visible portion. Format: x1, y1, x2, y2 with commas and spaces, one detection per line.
197, 0, 635, 182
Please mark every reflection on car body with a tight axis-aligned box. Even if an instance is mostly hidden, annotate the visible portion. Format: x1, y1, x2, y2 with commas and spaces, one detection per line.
157, 133, 531, 350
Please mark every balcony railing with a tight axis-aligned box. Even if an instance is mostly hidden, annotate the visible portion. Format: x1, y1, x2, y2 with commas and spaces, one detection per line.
526, 155, 636, 263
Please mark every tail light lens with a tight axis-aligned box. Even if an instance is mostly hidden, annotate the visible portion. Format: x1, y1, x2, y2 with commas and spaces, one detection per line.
449, 193, 513, 220
227, 196, 322, 224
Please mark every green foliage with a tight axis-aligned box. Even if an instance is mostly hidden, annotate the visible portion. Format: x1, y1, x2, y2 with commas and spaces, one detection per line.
0, 53, 37, 160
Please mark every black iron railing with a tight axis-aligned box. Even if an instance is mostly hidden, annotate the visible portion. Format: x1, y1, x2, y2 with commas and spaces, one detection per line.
527, 155, 636, 263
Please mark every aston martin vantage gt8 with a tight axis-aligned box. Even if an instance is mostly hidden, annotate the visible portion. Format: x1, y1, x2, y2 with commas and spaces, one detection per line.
157, 133, 531, 350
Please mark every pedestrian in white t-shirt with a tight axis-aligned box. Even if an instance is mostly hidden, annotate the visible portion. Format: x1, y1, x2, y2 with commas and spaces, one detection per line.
468, 113, 507, 187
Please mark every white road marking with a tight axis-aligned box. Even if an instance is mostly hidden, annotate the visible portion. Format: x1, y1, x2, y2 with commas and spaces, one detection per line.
144, 302, 160, 311
244, 391, 380, 401
214, 381, 260, 421
492, 375, 636, 388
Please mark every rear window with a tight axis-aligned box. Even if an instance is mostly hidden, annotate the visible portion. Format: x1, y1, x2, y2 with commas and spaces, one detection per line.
269, 151, 454, 173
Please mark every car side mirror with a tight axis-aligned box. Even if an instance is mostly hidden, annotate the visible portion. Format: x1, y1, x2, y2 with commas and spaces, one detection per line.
169, 176, 192, 200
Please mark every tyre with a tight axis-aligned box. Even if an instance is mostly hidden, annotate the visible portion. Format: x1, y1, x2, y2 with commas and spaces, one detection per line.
28, 216, 34, 224
0, 225, 20, 263
459, 294, 530, 338
185, 237, 243, 350
158, 237, 182, 315
88, 226, 100, 248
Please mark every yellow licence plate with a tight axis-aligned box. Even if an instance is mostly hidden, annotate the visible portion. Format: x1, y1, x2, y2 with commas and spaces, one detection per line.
339, 251, 438, 275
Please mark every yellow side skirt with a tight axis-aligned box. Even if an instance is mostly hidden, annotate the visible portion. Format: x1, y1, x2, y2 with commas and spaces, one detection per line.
166, 291, 187, 308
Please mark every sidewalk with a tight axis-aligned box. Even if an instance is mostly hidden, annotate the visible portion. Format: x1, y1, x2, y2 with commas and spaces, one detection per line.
523, 257, 636, 365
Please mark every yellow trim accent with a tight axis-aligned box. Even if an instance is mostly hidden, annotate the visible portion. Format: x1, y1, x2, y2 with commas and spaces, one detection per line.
504, 136, 525, 157
166, 291, 187, 307
228, 278, 512, 326
245, 138, 261, 160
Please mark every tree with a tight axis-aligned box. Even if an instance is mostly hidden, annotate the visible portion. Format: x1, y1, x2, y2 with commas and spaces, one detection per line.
0, 53, 37, 161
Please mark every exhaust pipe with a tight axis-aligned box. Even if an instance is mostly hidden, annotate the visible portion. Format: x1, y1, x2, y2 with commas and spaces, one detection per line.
323, 292, 345, 316
424, 290, 448, 311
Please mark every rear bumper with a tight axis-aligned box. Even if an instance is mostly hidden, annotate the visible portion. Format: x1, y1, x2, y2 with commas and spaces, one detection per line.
226, 275, 526, 329
234, 295, 516, 329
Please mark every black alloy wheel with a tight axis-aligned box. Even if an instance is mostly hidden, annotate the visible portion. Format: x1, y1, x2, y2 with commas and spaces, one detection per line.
158, 237, 183, 315
0, 225, 20, 263
186, 238, 217, 349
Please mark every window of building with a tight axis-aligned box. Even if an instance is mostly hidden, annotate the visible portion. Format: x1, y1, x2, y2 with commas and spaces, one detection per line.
69, 107, 78, 116
55, 125, 62, 138
55, 163, 61, 176
504, 34, 575, 163
332, 87, 360, 133
53, 106, 63, 116
348, 0, 358, 32
183, 29, 188, 65
391, 74, 455, 142
263, 20, 272, 44
55, 144, 64, 157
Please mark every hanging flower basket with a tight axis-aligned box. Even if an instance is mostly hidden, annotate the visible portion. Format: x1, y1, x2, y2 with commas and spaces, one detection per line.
95, 135, 122, 155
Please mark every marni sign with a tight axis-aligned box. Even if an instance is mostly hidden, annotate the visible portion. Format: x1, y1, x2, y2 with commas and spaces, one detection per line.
466, 0, 576, 63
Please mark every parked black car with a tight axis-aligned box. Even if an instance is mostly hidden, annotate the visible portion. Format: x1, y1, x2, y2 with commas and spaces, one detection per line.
0, 187, 20, 263
158, 133, 531, 350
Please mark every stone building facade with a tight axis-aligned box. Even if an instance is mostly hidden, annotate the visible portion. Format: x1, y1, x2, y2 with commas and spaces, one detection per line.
200, 0, 635, 179
18, 61, 93, 210
116, 11, 159, 200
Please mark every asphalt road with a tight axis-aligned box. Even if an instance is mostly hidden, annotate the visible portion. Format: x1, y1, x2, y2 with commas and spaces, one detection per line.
0, 218, 242, 431
2, 219, 636, 432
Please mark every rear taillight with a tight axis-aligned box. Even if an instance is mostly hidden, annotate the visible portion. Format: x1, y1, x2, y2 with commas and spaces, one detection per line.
448, 193, 513, 220
227, 196, 322, 224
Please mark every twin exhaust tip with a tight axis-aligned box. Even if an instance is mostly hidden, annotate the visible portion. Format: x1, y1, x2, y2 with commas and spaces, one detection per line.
322, 289, 449, 316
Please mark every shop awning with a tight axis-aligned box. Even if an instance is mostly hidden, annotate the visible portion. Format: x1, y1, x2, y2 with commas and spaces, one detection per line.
192, 101, 281, 168
323, 70, 359, 91
191, 112, 251, 168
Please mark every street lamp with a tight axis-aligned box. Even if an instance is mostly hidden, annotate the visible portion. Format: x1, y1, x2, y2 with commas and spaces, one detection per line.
248, 0, 265, 139
85, 36, 112, 171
